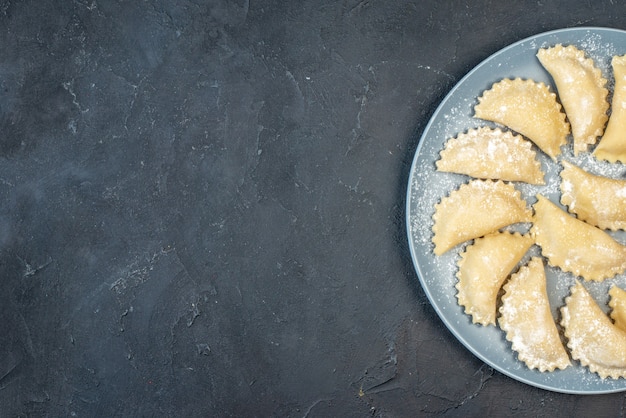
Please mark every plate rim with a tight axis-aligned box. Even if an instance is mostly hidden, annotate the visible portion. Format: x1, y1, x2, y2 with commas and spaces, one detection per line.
405, 26, 626, 395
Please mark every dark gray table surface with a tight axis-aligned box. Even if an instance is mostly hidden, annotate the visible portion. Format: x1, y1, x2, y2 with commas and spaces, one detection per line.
3, 0, 626, 416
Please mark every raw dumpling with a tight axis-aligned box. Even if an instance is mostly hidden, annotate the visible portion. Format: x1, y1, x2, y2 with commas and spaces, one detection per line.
474, 78, 569, 160
499, 257, 570, 372
561, 281, 626, 379
436, 127, 545, 184
530, 194, 626, 281
432, 180, 532, 255
560, 160, 626, 230
537, 44, 609, 154
595, 54, 626, 163
609, 285, 626, 333
456, 232, 533, 326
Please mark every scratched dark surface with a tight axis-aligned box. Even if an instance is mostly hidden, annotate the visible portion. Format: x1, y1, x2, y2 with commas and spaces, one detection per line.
2, 0, 626, 416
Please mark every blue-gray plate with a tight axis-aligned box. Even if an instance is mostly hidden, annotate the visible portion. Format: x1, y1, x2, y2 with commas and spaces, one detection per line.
406, 27, 626, 394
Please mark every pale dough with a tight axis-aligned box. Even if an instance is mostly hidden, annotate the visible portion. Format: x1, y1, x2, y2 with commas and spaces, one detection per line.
609, 286, 626, 333
474, 78, 569, 160
537, 44, 608, 154
531, 194, 626, 281
436, 127, 545, 184
595, 55, 626, 163
456, 231, 533, 326
560, 160, 626, 231
499, 257, 570, 372
562, 281, 626, 379
432, 180, 532, 255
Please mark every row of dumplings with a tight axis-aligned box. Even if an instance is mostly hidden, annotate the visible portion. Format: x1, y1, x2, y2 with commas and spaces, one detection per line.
430, 44, 626, 378
472, 44, 626, 162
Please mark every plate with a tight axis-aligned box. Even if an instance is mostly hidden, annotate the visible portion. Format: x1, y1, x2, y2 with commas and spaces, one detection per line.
406, 27, 626, 394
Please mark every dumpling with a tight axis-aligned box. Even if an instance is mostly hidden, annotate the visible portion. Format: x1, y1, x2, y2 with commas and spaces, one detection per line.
609, 285, 626, 333
456, 232, 533, 326
530, 194, 626, 281
432, 180, 532, 255
561, 281, 626, 379
560, 160, 626, 230
474, 78, 569, 160
595, 54, 626, 163
436, 127, 545, 184
499, 257, 570, 372
537, 44, 609, 155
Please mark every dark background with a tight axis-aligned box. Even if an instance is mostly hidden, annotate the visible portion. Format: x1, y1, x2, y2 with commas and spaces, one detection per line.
2, 0, 626, 416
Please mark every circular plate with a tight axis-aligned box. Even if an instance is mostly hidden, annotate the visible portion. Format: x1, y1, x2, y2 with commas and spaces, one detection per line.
406, 27, 626, 394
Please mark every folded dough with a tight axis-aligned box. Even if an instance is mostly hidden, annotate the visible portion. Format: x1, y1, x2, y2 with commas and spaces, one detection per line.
560, 160, 626, 231
474, 78, 569, 160
456, 231, 533, 326
432, 180, 532, 255
594, 54, 626, 163
537, 44, 608, 155
436, 127, 545, 184
499, 257, 570, 372
609, 285, 626, 333
562, 281, 626, 379
531, 194, 626, 281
